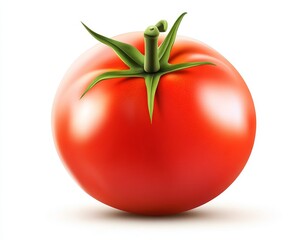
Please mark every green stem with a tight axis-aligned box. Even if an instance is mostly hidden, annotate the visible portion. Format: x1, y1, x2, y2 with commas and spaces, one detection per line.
155, 20, 168, 32
144, 26, 160, 73
81, 13, 214, 122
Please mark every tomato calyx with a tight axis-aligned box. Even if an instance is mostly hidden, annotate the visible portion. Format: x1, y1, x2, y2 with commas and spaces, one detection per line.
81, 12, 214, 121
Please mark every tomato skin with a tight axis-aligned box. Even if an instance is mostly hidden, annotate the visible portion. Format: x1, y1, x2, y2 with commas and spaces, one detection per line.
52, 32, 256, 215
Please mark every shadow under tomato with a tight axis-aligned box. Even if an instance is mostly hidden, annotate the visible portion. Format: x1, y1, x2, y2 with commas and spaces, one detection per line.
60, 203, 270, 224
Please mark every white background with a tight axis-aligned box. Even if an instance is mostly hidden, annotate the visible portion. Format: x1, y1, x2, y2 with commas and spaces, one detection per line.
1, 0, 303, 239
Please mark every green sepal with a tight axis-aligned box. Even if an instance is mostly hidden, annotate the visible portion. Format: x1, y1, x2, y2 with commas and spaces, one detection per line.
158, 12, 187, 65
144, 74, 161, 122
80, 70, 142, 99
164, 61, 215, 74
82, 22, 144, 69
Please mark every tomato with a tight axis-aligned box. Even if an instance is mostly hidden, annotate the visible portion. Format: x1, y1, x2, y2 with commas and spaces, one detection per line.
52, 13, 256, 215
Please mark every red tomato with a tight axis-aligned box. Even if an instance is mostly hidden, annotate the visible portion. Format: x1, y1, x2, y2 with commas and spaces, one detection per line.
52, 15, 256, 215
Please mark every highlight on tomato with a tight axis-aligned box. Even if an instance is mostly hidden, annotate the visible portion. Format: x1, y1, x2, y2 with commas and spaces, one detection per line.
52, 12, 256, 215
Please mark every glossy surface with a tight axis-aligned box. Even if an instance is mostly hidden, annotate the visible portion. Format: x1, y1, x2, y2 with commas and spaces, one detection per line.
52, 33, 256, 215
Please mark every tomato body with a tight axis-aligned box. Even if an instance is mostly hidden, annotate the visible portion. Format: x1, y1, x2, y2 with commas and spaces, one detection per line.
52, 32, 256, 215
